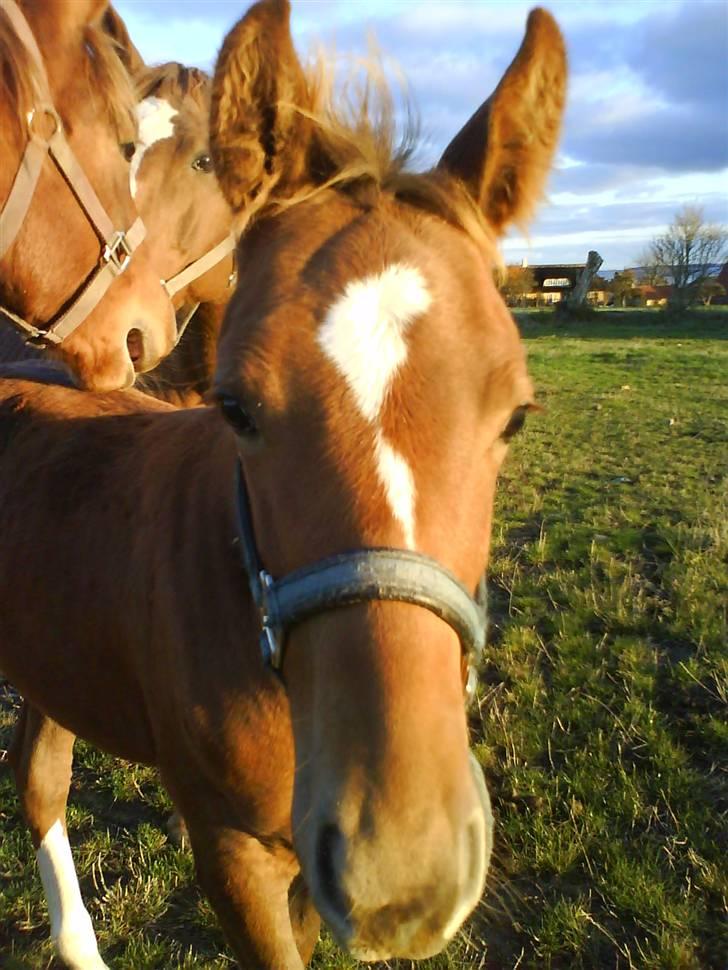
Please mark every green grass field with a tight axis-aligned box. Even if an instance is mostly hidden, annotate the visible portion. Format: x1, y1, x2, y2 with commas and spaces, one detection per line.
1, 309, 726, 969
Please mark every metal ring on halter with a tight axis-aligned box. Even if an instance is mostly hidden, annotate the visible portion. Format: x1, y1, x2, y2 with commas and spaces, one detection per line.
26, 105, 61, 142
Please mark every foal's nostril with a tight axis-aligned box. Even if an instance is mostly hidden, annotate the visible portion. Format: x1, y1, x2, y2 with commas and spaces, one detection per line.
316, 823, 349, 920
126, 327, 145, 367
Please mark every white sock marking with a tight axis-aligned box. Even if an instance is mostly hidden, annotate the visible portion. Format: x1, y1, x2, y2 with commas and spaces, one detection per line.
318, 264, 431, 548
129, 97, 178, 198
36, 820, 108, 969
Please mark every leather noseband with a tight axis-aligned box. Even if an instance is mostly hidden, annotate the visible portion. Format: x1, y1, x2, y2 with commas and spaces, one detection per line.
234, 461, 487, 702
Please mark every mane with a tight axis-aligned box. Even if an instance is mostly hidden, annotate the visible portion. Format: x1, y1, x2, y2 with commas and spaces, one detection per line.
0, 9, 136, 144
135, 62, 211, 112
83, 20, 137, 143
0, 8, 40, 141
269, 51, 496, 258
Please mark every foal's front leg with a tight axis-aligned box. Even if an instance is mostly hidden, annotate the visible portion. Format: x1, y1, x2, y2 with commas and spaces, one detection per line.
288, 871, 321, 966
185, 819, 308, 969
8, 702, 108, 970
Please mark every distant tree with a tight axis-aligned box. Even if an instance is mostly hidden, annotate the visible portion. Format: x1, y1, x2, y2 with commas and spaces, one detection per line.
634, 249, 668, 286
499, 265, 536, 307
698, 279, 726, 306
610, 269, 636, 308
645, 206, 728, 308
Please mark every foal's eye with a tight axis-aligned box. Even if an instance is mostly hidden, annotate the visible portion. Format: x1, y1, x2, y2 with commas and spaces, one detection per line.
501, 405, 529, 442
120, 142, 136, 162
217, 395, 258, 437
192, 153, 213, 173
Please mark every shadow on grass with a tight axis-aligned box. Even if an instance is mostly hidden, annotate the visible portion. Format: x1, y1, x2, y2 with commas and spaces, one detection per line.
119, 882, 228, 965
513, 307, 728, 341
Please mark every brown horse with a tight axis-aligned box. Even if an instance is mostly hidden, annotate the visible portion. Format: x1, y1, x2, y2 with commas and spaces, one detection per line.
1, 11, 234, 402
0, 1, 567, 967
0, 0, 176, 391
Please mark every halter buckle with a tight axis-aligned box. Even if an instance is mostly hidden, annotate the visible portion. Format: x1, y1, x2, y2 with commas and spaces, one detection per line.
227, 252, 238, 289
24, 327, 59, 348
465, 664, 478, 706
103, 231, 133, 276
260, 625, 284, 670
259, 571, 284, 670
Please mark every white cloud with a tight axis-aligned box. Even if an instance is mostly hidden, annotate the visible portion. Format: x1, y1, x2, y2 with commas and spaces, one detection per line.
114, 0, 728, 270
115, 7, 227, 70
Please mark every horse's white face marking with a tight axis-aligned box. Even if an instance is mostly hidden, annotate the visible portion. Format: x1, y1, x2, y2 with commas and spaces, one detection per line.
375, 433, 417, 550
318, 264, 431, 422
318, 264, 431, 548
37, 820, 108, 969
129, 97, 178, 198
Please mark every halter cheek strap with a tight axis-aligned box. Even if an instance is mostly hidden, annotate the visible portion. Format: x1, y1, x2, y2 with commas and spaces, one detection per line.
0, 0, 150, 348
162, 233, 236, 301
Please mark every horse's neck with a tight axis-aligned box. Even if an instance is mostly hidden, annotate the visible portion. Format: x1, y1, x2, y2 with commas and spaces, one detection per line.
0, 389, 263, 760
115, 408, 266, 708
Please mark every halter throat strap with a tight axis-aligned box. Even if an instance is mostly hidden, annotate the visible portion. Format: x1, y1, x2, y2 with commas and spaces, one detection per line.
0, 0, 149, 347
234, 462, 487, 688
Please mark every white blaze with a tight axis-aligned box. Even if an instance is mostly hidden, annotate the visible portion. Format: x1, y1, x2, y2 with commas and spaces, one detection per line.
375, 433, 417, 550
129, 97, 178, 198
318, 264, 431, 548
36, 820, 108, 970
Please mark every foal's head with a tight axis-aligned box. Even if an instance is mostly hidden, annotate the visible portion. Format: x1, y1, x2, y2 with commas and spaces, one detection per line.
0, 0, 175, 390
212, 0, 566, 959
130, 64, 234, 310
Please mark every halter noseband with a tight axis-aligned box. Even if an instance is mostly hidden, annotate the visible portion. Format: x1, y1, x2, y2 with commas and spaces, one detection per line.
0, 0, 150, 348
234, 462, 487, 701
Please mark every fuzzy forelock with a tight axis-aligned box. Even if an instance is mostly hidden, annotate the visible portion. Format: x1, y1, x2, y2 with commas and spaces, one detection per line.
0, 8, 40, 138
264, 48, 497, 260
83, 20, 137, 143
135, 63, 211, 113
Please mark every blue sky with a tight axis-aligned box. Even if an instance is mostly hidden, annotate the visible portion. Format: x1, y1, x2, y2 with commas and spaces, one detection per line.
116, 0, 728, 270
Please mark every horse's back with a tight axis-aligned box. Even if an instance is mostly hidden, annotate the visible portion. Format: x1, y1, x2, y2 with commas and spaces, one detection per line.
0, 371, 174, 421
0, 358, 79, 389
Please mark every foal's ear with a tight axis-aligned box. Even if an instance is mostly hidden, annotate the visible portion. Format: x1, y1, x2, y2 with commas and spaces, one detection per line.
102, 6, 145, 76
438, 8, 567, 236
210, 0, 309, 213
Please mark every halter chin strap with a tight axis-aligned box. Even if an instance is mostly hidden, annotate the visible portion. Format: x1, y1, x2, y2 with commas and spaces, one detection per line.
0, 0, 149, 348
162, 234, 237, 344
234, 461, 487, 701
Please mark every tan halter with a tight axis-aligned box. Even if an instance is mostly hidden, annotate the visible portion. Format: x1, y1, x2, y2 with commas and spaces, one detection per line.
0, 0, 150, 347
162, 232, 237, 343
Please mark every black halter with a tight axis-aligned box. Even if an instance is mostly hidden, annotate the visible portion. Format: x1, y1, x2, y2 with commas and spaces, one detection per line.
234, 462, 487, 700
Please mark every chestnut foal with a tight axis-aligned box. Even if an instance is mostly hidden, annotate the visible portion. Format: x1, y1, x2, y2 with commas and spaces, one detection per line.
0, 1, 567, 967
0, 0, 176, 391
130, 62, 235, 406
101, 6, 236, 397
